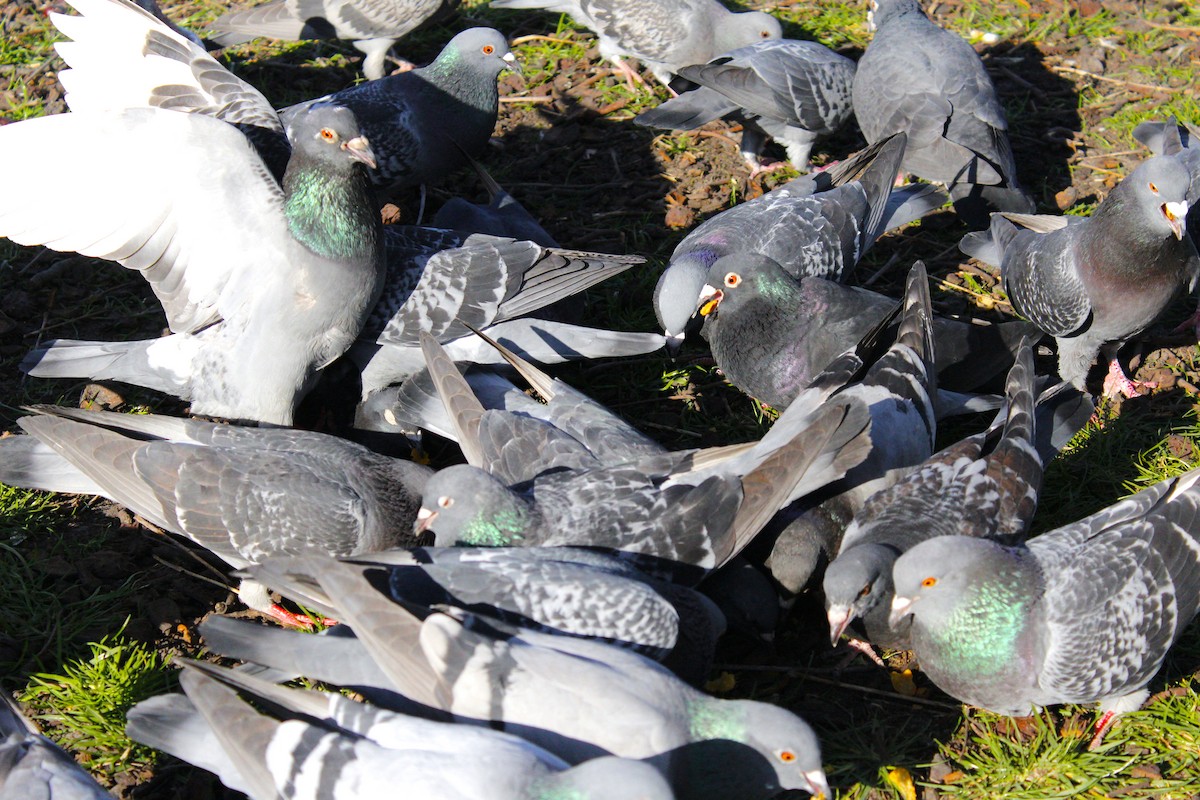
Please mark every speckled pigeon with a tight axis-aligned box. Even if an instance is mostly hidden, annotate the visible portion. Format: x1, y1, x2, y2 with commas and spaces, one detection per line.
283, 27, 519, 191
694, 252, 1037, 409
197, 559, 832, 800
412, 331, 872, 571
635, 38, 855, 174
890, 465, 1200, 743
0, 692, 110, 799
128, 661, 676, 800
853, 0, 1034, 225
491, 0, 780, 87
209, 0, 462, 80
0, 406, 431, 627
244, 547, 726, 684
350, 228, 664, 419
653, 133, 946, 352
8, 102, 381, 427
823, 338, 1047, 650
959, 152, 1199, 397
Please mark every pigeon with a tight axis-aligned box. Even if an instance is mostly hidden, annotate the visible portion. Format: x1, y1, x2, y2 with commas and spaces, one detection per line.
695, 252, 1036, 409
244, 547, 727, 684
890, 465, 1200, 743
209, 0, 463, 80
959, 152, 1200, 397
350, 228, 664, 414
7, 102, 382, 427
823, 338, 1045, 650
412, 331, 872, 571
635, 38, 856, 174
0, 406, 431, 626
197, 558, 832, 800
128, 661, 676, 800
752, 260, 939, 601
132, 0, 204, 45
490, 0, 781, 87
653, 133, 948, 352
852, 0, 1035, 225
0, 691, 110, 799
282, 27, 519, 191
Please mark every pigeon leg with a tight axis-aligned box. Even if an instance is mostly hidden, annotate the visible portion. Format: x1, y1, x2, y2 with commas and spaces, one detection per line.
1100, 357, 1156, 399
835, 637, 886, 669
263, 603, 339, 631
608, 55, 646, 90
1086, 710, 1119, 750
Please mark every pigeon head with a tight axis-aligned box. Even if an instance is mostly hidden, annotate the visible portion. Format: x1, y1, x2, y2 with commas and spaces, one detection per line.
538, 757, 675, 800
691, 698, 828, 798
439, 27, 521, 77
284, 102, 376, 171
822, 542, 897, 645
416, 465, 535, 547
695, 254, 798, 320
867, 0, 924, 30
889, 536, 1038, 664
713, 10, 782, 55
1122, 156, 1192, 241
654, 258, 709, 353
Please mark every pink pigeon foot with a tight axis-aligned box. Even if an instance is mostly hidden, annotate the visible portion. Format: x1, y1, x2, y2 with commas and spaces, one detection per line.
1101, 357, 1155, 399
265, 603, 337, 631
835, 636, 887, 669
1086, 710, 1118, 750
1170, 303, 1200, 339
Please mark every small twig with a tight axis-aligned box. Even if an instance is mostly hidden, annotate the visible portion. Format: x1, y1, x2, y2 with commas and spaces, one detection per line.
716, 664, 964, 711
862, 252, 901, 287
151, 554, 234, 592
498, 95, 555, 104
1050, 65, 1175, 94
510, 34, 581, 46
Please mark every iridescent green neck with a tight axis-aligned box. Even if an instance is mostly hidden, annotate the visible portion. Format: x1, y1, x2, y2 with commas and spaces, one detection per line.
459, 503, 530, 546
929, 577, 1030, 677
687, 696, 746, 743
283, 165, 378, 262
529, 781, 586, 800
753, 270, 800, 307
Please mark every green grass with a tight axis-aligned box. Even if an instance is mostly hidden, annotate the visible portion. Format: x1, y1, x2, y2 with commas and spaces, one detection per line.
20, 625, 173, 782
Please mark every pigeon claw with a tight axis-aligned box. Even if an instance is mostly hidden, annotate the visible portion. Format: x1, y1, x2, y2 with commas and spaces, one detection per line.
265, 603, 337, 631
1101, 358, 1155, 399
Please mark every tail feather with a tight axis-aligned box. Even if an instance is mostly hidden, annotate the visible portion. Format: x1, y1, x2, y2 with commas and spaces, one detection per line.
0, 434, 106, 495
21, 336, 193, 396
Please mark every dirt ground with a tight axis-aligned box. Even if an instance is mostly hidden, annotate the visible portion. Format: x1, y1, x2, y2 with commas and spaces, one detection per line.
0, 0, 1198, 796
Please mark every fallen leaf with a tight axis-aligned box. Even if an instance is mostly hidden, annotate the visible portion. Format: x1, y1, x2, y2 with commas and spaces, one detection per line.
890, 669, 918, 696
704, 672, 736, 693
886, 766, 917, 800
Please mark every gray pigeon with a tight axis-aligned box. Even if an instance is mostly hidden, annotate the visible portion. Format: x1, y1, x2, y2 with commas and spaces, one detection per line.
0, 691, 110, 799
0, 406, 431, 626
283, 27, 519, 191
1133, 118, 1200, 265
9, 103, 381, 427
351, 228, 664, 413
635, 38, 856, 174
209, 0, 462, 80
653, 133, 947, 352
197, 558, 832, 800
852, 0, 1034, 225
490, 0, 781, 87
823, 338, 1044, 650
413, 331, 872, 571
890, 466, 1200, 743
695, 252, 1036, 409
245, 547, 726, 684
959, 152, 1199, 397
128, 662, 676, 800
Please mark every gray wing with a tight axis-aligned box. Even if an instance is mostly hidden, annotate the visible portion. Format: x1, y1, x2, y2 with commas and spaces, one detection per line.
998, 222, 1092, 338
1033, 469, 1200, 703
580, 0, 701, 61
0, 693, 111, 800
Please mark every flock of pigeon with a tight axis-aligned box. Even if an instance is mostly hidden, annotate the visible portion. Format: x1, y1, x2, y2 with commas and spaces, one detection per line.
1, 0, 1199, 797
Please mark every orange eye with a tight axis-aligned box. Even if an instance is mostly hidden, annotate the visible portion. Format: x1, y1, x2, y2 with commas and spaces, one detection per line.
921, 577, 938, 588
723, 272, 741, 288
760, 29, 772, 38
437, 496, 454, 509
779, 751, 796, 763
319, 128, 337, 141
1148, 182, 1159, 194
482, 44, 495, 55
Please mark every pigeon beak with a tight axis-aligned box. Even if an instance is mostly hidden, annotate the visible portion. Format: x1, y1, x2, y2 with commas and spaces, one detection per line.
501, 51, 522, 75
804, 768, 831, 800
414, 507, 438, 534
889, 595, 915, 629
343, 135, 377, 170
826, 604, 853, 646
1163, 200, 1188, 240
696, 284, 723, 317
664, 331, 686, 357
